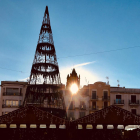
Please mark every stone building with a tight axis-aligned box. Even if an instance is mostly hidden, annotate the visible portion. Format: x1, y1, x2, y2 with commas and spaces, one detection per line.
64, 68, 89, 120
0, 81, 28, 116
110, 87, 140, 115
64, 69, 111, 120
84, 82, 110, 114
1, 69, 140, 123
64, 88, 89, 120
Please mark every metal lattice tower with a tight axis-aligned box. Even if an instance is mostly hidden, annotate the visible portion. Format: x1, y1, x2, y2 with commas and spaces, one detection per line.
23, 6, 66, 117
30, 6, 61, 85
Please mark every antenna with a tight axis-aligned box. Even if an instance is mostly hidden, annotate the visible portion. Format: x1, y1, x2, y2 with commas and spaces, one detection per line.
85, 77, 89, 85
106, 76, 109, 85
117, 80, 120, 87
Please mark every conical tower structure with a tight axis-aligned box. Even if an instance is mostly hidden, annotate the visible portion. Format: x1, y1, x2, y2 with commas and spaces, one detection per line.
23, 6, 66, 118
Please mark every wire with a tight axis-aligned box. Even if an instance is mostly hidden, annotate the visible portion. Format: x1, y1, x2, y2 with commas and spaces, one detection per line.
0, 45, 140, 73
57, 46, 140, 59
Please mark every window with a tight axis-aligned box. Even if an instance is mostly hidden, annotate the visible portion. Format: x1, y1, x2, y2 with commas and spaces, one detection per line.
79, 112, 85, 118
80, 101, 84, 105
131, 109, 136, 115
69, 112, 74, 117
19, 100, 22, 106
13, 101, 18, 106
103, 91, 108, 99
116, 95, 121, 103
92, 102, 96, 109
131, 95, 136, 103
6, 88, 19, 95
6, 100, 11, 106
92, 91, 96, 99
6, 100, 19, 107
104, 102, 108, 108
80, 101, 85, 109
20, 88, 22, 94
69, 112, 74, 120
69, 101, 74, 109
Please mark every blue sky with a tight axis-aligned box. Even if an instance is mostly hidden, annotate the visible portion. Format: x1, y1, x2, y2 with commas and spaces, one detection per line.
0, 0, 140, 88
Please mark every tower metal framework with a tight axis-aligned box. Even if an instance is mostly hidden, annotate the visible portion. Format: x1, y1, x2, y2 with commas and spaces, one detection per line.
23, 6, 65, 117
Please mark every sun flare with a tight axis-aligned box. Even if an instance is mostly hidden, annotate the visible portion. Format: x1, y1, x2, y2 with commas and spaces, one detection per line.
70, 83, 79, 94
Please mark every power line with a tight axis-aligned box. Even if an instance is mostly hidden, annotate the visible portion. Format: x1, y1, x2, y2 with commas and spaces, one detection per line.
0, 45, 140, 73
58, 46, 140, 59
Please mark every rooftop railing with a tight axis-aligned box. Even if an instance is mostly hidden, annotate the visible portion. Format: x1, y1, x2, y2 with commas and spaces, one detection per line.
2, 104, 21, 108
114, 100, 124, 105
129, 100, 139, 105
79, 105, 86, 110
91, 96, 98, 100
91, 106, 98, 110
102, 96, 110, 100
3, 92, 22, 96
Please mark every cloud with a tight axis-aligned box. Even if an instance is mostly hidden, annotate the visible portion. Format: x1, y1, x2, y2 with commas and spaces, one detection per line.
19, 77, 29, 82
73, 61, 96, 68
60, 67, 100, 87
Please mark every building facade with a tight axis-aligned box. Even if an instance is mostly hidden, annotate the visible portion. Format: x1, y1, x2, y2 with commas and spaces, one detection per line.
64, 69, 111, 120
88, 82, 110, 114
0, 81, 28, 116
110, 87, 140, 115
64, 68, 89, 120
1, 76, 140, 120
64, 89, 89, 120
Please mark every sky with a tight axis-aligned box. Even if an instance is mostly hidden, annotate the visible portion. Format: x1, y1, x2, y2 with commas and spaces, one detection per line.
0, 0, 140, 88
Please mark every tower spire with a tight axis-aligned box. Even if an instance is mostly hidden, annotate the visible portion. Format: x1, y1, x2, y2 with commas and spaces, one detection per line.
29, 6, 60, 85
23, 6, 66, 118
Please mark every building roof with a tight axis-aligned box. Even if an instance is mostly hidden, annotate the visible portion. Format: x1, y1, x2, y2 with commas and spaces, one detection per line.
72, 105, 140, 125
0, 105, 140, 125
110, 87, 140, 93
0, 105, 69, 125
1, 81, 28, 86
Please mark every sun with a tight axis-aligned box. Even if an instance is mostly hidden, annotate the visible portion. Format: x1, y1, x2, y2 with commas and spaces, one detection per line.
70, 83, 79, 94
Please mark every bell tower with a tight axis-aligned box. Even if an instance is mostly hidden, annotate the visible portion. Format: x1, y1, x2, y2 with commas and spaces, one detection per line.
66, 68, 80, 89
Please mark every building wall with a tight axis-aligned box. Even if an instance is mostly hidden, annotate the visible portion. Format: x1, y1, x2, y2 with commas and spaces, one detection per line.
88, 82, 110, 114
64, 89, 89, 120
110, 87, 140, 115
64, 81, 110, 119
0, 81, 28, 116
1, 80, 140, 121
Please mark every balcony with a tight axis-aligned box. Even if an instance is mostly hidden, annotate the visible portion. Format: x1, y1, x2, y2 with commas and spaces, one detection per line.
67, 117, 75, 121
91, 96, 98, 101
102, 106, 108, 109
102, 96, 110, 101
114, 100, 124, 105
3, 92, 22, 96
2, 104, 21, 108
129, 100, 139, 105
69, 105, 75, 110
91, 106, 98, 111
79, 105, 86, 110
